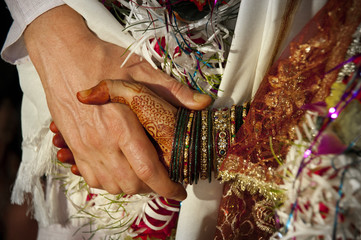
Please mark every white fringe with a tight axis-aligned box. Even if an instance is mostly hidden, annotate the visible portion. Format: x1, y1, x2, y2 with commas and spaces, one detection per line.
11, 123, 61, 226
271, 113, 361, 240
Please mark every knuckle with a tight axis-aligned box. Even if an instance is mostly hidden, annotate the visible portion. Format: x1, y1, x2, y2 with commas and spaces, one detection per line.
117, 130, 133, 147
127, 62, 150, 79
107, 186, 122, 195
170, 82, 188, 99
122, 188, 137, 196
119, 133, 148, 157
86, 179, 100, 189
135, 164, 154, 182
122, 184, 140, 196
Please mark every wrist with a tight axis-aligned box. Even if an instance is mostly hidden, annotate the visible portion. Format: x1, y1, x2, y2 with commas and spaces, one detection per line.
24, 5, 98, 86
24, 5, 95, 49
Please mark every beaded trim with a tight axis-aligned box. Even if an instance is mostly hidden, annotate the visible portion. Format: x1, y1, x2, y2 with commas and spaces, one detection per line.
336, 23, 361, 82
219, 155, 285, 202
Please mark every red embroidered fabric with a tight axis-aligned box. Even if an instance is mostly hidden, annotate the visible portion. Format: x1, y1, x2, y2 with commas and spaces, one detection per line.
216, 0, 361, 239
215, 183, 274, 240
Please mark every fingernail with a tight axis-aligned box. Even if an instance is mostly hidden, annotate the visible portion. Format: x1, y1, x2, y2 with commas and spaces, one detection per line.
193, 92, 211, 103
71, 165, 81, 176
78, 88, 92, 99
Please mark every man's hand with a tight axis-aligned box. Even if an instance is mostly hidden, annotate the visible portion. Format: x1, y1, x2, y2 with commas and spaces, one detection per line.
25, 5, 211, 200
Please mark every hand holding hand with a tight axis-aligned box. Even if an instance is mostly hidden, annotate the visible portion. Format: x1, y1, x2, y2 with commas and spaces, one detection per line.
26, 5, 211, 200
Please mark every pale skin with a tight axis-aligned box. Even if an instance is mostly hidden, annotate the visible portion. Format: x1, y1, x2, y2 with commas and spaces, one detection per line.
25, 5, 211, 200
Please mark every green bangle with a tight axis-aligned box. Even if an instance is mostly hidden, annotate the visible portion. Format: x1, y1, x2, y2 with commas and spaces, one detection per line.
175, 108, 189, 182
193, 110, 201, 184
170, 108, 184, 180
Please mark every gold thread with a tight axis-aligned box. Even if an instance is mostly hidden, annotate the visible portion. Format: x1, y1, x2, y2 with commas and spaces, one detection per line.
230, 105, 236, 145
220, 170, 285, 202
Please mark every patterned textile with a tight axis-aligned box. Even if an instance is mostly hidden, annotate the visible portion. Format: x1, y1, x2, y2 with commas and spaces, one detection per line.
216, 0, 361, 239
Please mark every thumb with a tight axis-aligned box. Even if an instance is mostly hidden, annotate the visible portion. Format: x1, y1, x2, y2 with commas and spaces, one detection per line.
128, 66, 213, 110
159, 80, 213, 110
77, 80, 111, 104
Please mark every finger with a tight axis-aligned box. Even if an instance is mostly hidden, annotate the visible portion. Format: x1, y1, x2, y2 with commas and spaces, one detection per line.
95, 105, 169, 195
119, 120, 187, 201
57, 148, 75, 164
77, 80, 110, 105
127, 64, 212, 109
68, 103, 156, 195
50, 121, 59, 133
102, 149, 153, 195
74, 161, 103, 190
105, 104, 186, 199
53, 133, 68, 148
71, 164, 81, 176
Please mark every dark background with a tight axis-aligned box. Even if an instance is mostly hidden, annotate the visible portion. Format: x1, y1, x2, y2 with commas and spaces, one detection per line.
0, 1, 38, 239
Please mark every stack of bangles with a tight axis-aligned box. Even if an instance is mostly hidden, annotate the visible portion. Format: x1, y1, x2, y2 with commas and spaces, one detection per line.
170, 103, 249, 185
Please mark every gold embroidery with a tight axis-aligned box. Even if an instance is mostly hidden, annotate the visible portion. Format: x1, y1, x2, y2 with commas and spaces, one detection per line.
252, 200, 276, 234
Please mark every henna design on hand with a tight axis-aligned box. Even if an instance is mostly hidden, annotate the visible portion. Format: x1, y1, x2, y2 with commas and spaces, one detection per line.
54, 80, 178, 171
109, 81, 177, 166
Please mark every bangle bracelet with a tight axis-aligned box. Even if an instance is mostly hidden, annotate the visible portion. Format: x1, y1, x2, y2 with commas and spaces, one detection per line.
170, 108, 183, 179
207, 109, 213, 182
169, 104, 248, 184
183, 111, 194, 184
213, 107, 230, 179
172, 108, 187, 182
235, 105, 243, 133
200, 110, 208, 180
192, 110, 201, 184
178, 109, 190, 182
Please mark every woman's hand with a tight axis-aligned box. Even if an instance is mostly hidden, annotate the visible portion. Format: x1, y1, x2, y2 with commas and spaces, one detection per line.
26, 5, 211, 200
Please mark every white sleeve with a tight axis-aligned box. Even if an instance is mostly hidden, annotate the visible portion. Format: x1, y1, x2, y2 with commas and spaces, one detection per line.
1, 0, 64, 64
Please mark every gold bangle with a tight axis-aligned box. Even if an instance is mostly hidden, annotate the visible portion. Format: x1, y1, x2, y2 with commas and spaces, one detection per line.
213, 107, 231, 178
200, 110, 208, 180
183, 111, 194, 184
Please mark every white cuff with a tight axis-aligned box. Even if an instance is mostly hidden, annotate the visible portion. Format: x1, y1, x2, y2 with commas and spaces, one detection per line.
1, 0, 64, 64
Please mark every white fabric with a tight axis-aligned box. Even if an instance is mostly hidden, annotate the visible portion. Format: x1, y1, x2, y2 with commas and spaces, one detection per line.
37, 224, 105, 240
4, 0, 326, 239
2, 0, 64, 64
177, 180, 224, 239
14, 60, 62, 227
